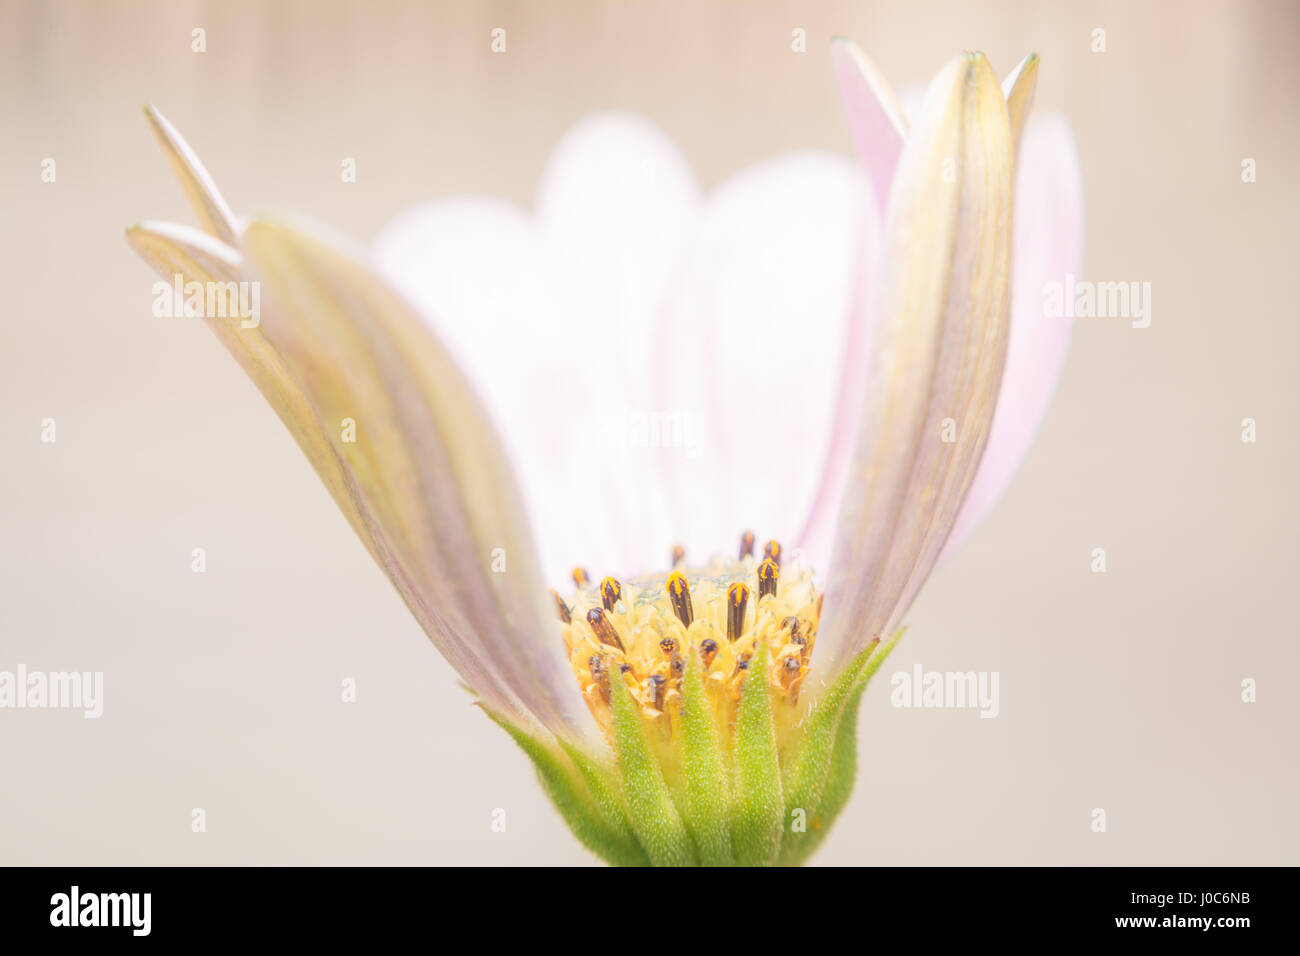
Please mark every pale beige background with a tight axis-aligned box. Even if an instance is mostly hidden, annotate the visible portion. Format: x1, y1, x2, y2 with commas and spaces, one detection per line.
1, 0, 1296, 865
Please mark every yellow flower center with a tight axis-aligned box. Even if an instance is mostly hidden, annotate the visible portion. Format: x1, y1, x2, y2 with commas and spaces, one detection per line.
553, 534, 822, 752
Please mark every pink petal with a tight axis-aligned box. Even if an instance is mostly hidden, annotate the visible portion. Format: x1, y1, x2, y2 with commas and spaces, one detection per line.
941, 112, 1085, 558
830, 38, 907, 213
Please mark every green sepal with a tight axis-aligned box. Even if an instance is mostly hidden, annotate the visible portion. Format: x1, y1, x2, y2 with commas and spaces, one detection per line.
483, 707, 649, 867
730, 641, 784, 866
557, 739, 650, 867
780, 680, 868, 866
678, 656, 734, 865
608, 669, 697, 866
778, 629, 904, 865
485, 626, 903, 867
856, 627, 904, 690
782, 628, 905, 863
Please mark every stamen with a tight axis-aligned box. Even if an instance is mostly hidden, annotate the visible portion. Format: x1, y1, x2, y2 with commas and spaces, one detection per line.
783, 615, 809, 659
732, 648, 753, 697
666, 571, 694, 627
589, 654, 611, 703
727, 582, 750, 642
757, 557, 779, 599
779, 650, 805, 704
739, 531, 755, 559
552, 590, 572, 624
647, 674, 667, 711
779, 654, 803, 696
599, 576, 623, 612
586, 607, 624, 651
558, 538, 823, 740
659, 636, 684, 681
699, 638, 718, 668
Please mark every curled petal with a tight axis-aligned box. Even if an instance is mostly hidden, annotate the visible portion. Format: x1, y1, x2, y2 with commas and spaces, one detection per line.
818, 53, 1015, 668
942, 110, 1085, 557
128, 212, 584, 738
239, 219, 586, 738
806, 52, 1081, 571
125, 222, 348, 511
130, 110, 586, 736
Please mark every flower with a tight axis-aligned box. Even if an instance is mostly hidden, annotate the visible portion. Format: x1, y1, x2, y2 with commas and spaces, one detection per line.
126, 42, 1083, 866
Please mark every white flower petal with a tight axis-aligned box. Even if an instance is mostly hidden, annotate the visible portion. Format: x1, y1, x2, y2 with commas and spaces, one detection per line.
377, 118, 874, 578
656, 152, 869, 562
374, 114, 700, 584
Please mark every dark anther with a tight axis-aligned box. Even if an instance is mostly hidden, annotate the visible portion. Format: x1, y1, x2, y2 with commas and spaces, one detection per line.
599, 577, 623, 612
666, 571, 694, 627
552, 590, 572, 624
739, 531, 755, 559
757, 557, 779, 599
727, 582, 750, 642
587, 606, 624, 651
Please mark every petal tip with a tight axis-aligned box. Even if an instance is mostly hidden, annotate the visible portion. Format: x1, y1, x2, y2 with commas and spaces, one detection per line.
141, 103, 239, 245
829, 38, 908, 209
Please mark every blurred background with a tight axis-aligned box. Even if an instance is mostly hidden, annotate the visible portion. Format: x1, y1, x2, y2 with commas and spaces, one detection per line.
1, 0, 1296, 865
